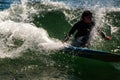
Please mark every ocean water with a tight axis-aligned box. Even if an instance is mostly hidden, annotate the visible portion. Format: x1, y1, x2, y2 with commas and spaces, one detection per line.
0, 0, 120, 80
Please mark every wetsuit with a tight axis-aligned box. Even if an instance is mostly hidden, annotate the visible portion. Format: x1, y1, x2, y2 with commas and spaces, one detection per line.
68, 20, 95, 47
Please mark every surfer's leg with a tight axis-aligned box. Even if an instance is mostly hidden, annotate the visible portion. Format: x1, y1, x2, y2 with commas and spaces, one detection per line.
71, 36, 90, 47
71, 39, 80, 47
71, 37, 86, 47
81, 36, 90, 47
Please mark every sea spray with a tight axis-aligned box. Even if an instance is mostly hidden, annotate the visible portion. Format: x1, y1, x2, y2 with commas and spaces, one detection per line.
0, 0, 70, 58
0, 20, 65, 58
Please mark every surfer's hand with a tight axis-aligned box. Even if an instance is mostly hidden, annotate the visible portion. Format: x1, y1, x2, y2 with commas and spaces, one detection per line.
105, 36, 111, 40
63, 35, 69, 43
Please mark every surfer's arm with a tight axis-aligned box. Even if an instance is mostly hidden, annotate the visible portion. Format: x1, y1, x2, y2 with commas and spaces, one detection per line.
63, 34, 70, 42
63, 24, 77, 42
98, 29, 111, 40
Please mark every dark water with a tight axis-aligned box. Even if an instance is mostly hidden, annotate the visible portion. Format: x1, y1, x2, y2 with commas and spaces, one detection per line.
0, 0, 120, 80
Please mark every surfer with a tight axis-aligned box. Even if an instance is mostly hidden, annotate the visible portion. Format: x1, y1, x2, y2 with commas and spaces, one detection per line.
63, 10, 111, 47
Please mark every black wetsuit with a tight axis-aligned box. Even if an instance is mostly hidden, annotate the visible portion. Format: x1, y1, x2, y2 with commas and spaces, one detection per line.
68, 20, 95, 47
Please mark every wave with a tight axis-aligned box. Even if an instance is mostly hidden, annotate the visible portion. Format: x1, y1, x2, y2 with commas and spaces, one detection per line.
0, 1, 120, 80
0, 0, 120, 58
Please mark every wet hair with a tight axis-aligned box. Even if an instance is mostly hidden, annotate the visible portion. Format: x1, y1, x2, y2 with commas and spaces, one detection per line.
81, 10, 92, 20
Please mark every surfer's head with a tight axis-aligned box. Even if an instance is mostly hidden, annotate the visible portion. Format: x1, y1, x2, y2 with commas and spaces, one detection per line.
81, 10, 93, 23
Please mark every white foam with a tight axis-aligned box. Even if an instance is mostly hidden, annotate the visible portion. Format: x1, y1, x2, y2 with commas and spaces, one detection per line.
0, 20, 65, 58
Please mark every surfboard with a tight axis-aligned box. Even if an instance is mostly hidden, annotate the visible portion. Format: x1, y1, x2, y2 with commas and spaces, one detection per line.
60, 46, 120, 62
